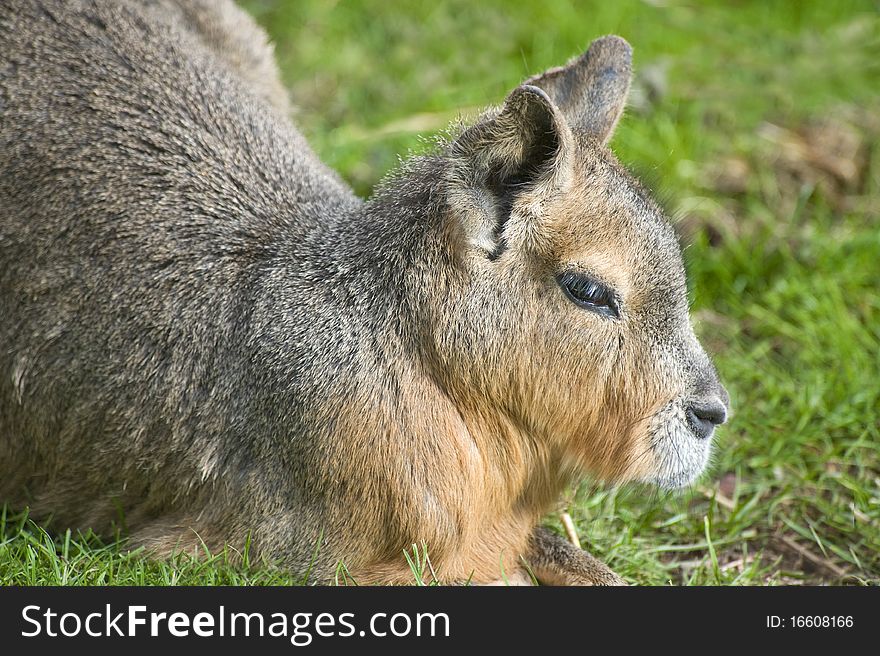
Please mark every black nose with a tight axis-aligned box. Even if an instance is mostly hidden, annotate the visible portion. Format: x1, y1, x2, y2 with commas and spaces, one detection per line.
686, 399, 728, 440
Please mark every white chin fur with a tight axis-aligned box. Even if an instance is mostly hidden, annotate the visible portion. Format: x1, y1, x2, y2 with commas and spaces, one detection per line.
645, 401, 713, 490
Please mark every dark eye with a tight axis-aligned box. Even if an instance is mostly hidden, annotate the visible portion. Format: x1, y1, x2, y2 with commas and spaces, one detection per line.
557, 271, 620, 318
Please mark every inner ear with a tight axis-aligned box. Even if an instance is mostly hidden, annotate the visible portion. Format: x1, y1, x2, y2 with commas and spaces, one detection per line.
484, 104, 561, 260
451, 85, 569, 260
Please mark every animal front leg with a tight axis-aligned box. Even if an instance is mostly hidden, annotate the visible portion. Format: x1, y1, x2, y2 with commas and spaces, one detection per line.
524, 526, 627, 586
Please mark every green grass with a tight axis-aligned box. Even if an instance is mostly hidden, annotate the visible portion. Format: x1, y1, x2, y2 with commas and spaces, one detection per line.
2, 0, 878, 585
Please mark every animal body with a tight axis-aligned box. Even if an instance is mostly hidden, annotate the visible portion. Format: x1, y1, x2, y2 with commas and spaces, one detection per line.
0, 0, 728, 584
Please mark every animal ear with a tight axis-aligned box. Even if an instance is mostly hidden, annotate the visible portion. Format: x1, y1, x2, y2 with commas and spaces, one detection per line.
525, 35, 632, 145
450, 85, 572, 257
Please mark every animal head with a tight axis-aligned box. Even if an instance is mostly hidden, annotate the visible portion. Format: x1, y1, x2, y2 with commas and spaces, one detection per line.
426, 36, 728, 490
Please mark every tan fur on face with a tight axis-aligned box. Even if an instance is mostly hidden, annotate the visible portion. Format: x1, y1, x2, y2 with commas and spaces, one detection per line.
409, 105, 719, 583
435, 154, 677, 480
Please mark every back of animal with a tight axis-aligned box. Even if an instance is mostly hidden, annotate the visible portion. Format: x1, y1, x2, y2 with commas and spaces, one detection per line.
0, 0, 353, 531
